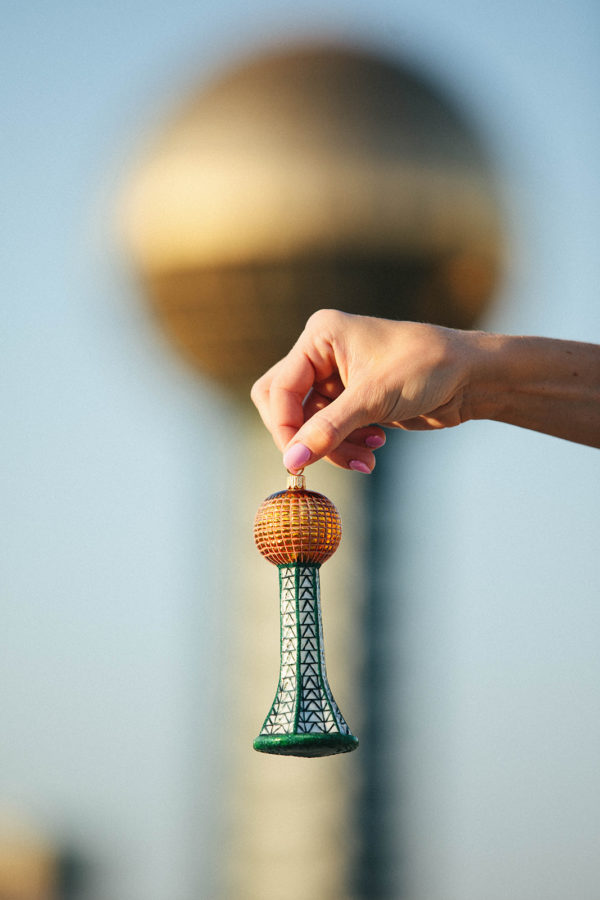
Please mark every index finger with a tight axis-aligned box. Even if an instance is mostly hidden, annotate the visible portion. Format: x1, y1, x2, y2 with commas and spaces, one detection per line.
268, 345, 319, 451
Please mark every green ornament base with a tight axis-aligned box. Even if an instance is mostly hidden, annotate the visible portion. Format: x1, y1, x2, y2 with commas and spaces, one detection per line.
253, 732, 359, 758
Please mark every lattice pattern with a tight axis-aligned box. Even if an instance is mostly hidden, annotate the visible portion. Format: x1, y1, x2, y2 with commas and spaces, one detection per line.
260, 568, 298, 734
260, 565, 350, 737
254, 488, 342, 565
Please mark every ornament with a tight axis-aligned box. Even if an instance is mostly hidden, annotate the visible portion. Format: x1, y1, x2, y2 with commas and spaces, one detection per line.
253, 470, 359, 757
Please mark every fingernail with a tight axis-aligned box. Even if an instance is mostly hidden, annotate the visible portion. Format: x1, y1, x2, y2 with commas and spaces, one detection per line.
283, 442, 312, 471
365, 434, 385, 449
349, 459, 372, 474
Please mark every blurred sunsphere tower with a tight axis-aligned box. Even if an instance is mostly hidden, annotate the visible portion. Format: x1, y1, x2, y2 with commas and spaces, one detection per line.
122, 43, 503, 899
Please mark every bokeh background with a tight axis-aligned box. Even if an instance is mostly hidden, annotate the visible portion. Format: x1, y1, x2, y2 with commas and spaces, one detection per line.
2, 1, 599, 899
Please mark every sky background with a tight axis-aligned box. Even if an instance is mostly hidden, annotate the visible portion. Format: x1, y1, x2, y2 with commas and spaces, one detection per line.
1, 1, 599, 899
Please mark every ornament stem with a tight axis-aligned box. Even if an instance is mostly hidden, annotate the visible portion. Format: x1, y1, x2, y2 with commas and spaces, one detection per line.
253, 563, 358, 757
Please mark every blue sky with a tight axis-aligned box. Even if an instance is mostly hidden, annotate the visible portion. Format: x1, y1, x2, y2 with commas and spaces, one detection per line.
1, 2, 599, 898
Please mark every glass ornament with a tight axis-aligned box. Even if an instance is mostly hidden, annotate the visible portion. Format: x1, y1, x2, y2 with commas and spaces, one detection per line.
253, 471, 359, 757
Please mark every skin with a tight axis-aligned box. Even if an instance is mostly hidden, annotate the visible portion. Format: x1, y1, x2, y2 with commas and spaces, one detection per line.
251, 309, 600, 472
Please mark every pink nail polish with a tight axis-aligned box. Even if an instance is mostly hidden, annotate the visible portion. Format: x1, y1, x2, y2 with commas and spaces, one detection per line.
349, 459, 371, 474
365, 435, 385, 449
283, 442, 311, 471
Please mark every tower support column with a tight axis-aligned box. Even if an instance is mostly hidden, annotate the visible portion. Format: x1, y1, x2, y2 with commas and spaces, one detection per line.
255, 563, 356, 756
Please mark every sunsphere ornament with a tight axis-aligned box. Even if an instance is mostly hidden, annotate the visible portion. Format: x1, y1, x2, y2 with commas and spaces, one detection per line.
253, 471, 359, 757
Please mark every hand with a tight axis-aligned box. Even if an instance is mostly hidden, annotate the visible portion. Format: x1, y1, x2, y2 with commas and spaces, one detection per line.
251, 309, 478, 472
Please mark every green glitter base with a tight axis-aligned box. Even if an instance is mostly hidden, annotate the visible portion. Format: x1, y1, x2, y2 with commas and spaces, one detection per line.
253, 732, 359, 758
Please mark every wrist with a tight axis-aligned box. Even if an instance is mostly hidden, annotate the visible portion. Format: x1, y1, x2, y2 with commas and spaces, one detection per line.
459, 331, 509, 423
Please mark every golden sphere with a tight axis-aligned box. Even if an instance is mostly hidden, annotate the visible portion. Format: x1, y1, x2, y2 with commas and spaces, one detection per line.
254, 488, 342, 566
122, 44, 503, 390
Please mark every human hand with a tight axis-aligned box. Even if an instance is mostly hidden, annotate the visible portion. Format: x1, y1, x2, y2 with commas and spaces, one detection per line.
251, 309, 479, 472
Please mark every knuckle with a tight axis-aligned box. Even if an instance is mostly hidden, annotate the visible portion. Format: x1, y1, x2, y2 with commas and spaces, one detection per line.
305, 308, 346, 334
250, 376, 266, 405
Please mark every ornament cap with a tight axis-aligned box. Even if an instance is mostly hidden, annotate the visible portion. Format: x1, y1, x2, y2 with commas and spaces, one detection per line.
286, 470, 305, 490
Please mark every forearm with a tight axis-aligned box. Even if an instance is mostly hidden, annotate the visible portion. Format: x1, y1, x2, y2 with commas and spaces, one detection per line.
465, 333, 600, 448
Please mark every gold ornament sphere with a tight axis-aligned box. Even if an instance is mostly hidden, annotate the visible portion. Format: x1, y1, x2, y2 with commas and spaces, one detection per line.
254, 481, 342, 566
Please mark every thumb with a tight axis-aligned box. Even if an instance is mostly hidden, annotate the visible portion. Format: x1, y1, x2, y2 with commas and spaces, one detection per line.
282, 388, 371, 469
